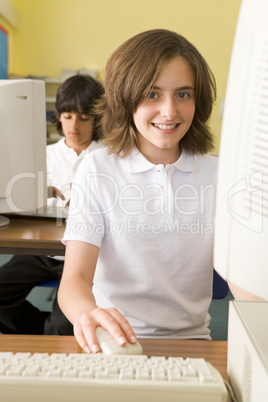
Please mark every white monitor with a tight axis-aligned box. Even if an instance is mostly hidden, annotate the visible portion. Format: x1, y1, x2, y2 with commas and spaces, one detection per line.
0, 79, 47, 226
214, 0, 268, 299
214, 2, 268, 399
214, 0, 268, 300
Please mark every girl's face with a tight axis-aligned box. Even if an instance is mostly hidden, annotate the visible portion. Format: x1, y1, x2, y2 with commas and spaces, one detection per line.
133, 56, 195, 165
60, 112, 94, 155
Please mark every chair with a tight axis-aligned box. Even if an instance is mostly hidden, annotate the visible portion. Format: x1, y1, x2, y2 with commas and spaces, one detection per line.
38, 279, 60, 301
212, 269, 229, 299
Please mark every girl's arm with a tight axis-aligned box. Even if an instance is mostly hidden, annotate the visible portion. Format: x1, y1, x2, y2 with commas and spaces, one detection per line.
58, 240, 137, 353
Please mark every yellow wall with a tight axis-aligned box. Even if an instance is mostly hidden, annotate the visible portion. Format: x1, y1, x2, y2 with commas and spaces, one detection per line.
8, 0, 241, 154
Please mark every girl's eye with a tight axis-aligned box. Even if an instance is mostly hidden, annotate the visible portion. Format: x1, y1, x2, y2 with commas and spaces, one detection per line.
177, 92, 189, 99
148, 92, 159, 99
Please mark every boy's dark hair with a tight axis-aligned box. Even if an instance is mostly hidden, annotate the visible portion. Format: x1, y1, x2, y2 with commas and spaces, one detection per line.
95, 29, 217, 157
50, 74, 104, 141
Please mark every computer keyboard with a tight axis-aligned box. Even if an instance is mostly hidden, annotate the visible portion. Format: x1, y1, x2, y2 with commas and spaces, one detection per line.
0, 352, 229, 402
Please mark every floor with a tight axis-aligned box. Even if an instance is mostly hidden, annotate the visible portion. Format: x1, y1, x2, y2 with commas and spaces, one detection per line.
0, 254, 233, 340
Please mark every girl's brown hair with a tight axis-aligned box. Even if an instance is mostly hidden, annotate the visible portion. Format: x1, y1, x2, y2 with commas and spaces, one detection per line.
95, 29, 216, 157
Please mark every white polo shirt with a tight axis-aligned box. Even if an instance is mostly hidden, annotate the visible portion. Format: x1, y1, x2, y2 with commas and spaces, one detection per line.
46, 138, 103, 207
63, 147, 218, 339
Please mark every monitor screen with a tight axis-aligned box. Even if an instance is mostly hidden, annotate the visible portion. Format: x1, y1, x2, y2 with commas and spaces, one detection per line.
0, 79, 47, 226
214, 0, 268, 299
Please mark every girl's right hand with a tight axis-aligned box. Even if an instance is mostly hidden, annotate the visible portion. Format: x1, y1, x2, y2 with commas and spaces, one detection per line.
73, 306, 138, 354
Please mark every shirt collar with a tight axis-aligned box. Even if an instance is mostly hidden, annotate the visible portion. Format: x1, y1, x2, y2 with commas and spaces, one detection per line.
59, 137, 75, 154
126, 148, 156, 173
126, 147, 193, 173
172, 151, 193, 172
59, 138, 98, 157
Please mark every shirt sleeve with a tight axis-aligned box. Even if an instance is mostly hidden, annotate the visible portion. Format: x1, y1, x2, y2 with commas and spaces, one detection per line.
62, 155, 105, 248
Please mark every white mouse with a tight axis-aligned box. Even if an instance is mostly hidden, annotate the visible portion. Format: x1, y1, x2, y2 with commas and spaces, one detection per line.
96, 327, 143, 355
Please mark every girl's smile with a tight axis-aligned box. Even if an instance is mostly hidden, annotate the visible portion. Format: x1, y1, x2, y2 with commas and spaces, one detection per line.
152, 122, 180, 132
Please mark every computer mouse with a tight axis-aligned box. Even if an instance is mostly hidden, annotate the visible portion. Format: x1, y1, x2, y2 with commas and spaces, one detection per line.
96, 327, 143, 355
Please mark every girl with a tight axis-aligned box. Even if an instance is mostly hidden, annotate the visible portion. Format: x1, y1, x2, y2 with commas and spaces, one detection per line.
58, 29, 218, 353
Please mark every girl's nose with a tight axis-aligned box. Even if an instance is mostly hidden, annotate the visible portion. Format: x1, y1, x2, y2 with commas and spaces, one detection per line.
160, 98, 178, 120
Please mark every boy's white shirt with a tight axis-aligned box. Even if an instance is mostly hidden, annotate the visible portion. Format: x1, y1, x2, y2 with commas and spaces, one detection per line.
46, 138, 104, 261
46, 138, 103, 207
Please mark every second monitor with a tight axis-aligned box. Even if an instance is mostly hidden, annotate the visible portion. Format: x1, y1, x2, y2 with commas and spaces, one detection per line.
0, 79, 47, 226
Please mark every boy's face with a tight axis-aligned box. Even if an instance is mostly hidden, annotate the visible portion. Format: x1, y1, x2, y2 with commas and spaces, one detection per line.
133, 56, 195, 165
60, 112, 94, 154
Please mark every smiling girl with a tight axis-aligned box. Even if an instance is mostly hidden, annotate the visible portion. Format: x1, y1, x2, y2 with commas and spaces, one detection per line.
58, 29, 218, 353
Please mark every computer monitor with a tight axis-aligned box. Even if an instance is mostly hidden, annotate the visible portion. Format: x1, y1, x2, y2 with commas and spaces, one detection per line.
214, 0, 268, 300
214, 0, 268, 399
0, 79, 47, 227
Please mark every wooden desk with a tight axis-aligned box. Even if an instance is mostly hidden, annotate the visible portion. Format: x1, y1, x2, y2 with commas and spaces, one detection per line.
0, 335, 228, 381
0, 215, 65, 256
